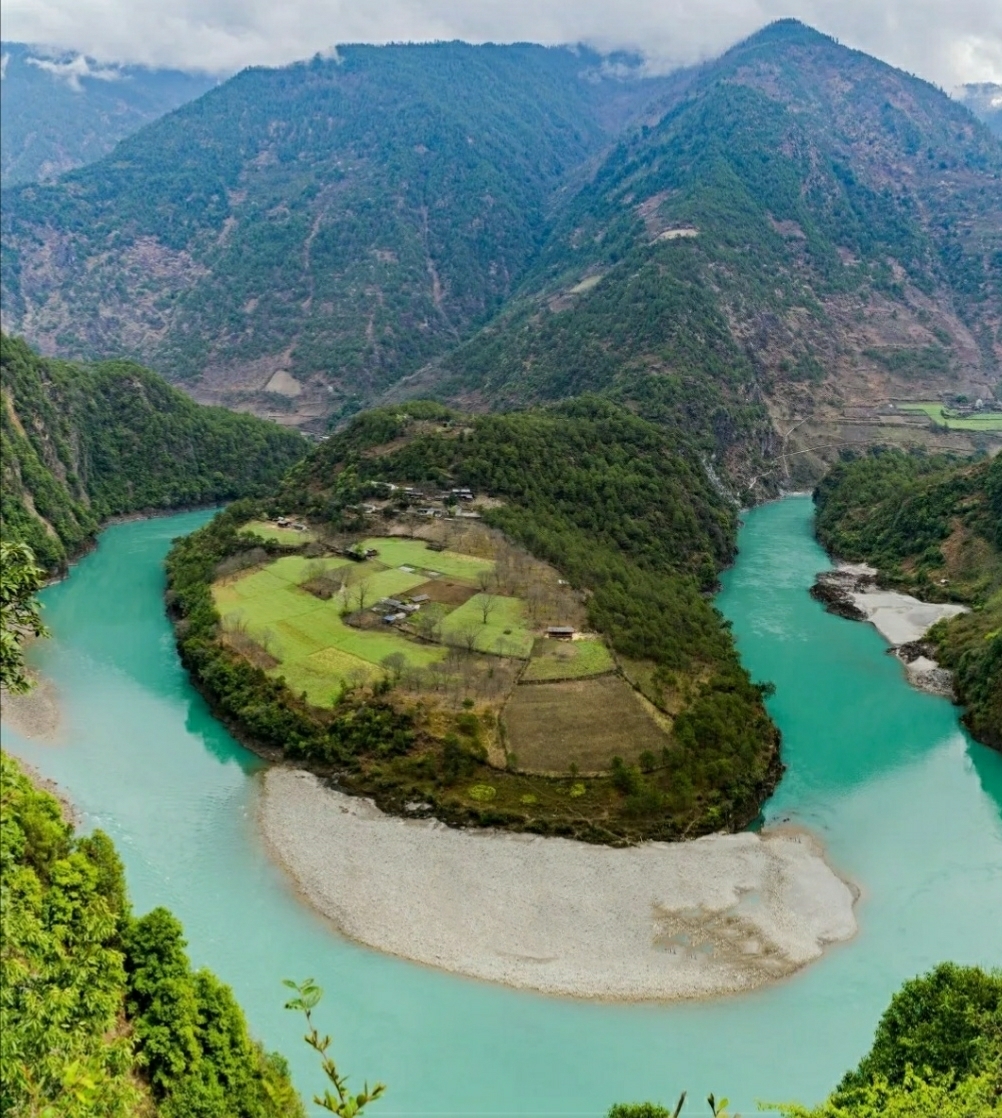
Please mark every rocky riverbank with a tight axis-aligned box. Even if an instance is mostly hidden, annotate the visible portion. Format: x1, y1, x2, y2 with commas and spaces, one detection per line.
260, 767, 858, 1002
810, 564, 967, 696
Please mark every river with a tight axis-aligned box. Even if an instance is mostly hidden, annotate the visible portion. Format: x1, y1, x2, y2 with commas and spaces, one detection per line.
3, 497, 1001, 1116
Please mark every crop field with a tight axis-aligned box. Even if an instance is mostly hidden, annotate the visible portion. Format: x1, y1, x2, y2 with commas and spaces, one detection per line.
361, 537, 494, 580
240, 520, 317, 544
503, 675, 671, 774
522, 637, 615, 681
899, 403, 1002, 431
439, 594, 535, 658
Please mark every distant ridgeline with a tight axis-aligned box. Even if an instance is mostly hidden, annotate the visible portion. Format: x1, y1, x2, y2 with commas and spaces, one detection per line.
0, 752, 303, 1117
3, 22, 999, 483
166, 400, 780, 844
0, 334, 305, 570
815, 449, 1002, 748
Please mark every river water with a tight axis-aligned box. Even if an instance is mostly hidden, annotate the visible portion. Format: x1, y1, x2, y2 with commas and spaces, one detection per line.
3, 497, 1001, 1116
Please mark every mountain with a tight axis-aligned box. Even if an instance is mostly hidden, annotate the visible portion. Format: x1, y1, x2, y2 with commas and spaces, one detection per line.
959, 82, 1002, 137
3, 24, 999, 482
0, 43, 681, 425
0, 333, 306, 569
413, 21, 1002, 487
0, 42, 217, 185
815, 448, 1001, 749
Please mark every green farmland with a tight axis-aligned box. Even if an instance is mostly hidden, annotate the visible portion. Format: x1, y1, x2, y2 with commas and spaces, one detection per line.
240, 519, 317, 544
214, 535, 537, 705
522, 637, 616, 681
898, 402, 1002, 432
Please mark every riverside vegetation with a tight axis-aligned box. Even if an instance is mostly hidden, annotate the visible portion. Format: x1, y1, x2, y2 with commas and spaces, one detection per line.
1, 334, 306, 571
166, 400, 781, 844
814, 448, 1001, 748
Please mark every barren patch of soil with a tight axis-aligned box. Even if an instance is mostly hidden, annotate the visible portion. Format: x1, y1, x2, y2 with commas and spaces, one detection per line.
503, 674, 671, 775
406, 578, 477, 607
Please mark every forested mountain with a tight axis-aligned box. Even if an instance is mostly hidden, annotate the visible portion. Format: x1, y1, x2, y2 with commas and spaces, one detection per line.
0, 334, 305, 570
0, 752, 303, 1116
2, 23, 999, 481
0, 43, 680, 424
815, 448, 1001, 748
418, 21, 1002, 487
0, 42, 217, 186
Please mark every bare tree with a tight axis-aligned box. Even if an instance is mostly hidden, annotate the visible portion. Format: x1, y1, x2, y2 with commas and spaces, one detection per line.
354, 578, 371, 614
479, 593, 498, 625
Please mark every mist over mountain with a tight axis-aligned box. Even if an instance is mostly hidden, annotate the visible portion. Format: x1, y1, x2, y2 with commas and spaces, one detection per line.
1, 21, 999, 484
0, 42, 217, 185
960, 82, 1002, 137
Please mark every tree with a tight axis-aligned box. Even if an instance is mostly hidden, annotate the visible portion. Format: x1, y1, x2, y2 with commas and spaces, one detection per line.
284, 979, 384, 1117
479, 593, 498, 625
0, 540, 48, 693
354, 578, 371, 614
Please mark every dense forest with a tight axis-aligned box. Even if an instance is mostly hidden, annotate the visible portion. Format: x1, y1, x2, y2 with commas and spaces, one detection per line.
166, 400, 780, 843
0, 752, 303, 1117
1, 334, 305, 570
815, 448, 1001, 748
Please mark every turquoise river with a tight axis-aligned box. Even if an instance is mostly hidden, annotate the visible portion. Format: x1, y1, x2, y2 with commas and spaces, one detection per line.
3, 496, 1001, 1116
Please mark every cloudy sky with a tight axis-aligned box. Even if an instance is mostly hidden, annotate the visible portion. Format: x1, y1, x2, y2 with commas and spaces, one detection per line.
2, 0, 999, 88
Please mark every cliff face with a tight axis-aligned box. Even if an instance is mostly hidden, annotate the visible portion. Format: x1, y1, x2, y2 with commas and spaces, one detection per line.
1, 333, 305, 569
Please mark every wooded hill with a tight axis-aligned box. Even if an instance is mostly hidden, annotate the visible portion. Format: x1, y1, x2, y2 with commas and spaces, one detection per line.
0, 752, 303, 1117
2, 23, 998, 485
0, 43, 681, 423
815, 448, 1002, 748
166, 400, 780, 843
0, 334, 305, 570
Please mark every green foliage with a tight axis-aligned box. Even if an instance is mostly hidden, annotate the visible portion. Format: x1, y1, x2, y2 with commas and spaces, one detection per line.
1, 333, 306, 570
0, 751, 303, 1118
0, 540, 48, 693
815, 449, 1001, 747
284, 979, 385, 1116
774, 963, 1002, 1117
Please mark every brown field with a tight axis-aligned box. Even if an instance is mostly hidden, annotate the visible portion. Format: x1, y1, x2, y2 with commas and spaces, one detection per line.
407, 578, 478, 607
502, 675, 671, 775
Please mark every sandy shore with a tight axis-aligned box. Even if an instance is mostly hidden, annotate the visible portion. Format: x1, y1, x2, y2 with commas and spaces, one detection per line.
260, 768, 857, 1001
813, 564, 967, 696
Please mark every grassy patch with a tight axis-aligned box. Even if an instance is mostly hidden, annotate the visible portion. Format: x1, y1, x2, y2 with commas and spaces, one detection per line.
522, 637, 615, 680
240, 519, 317, 544
439, 594, 535, 657
898, 403, 1002, 431
361, 537, 494, 580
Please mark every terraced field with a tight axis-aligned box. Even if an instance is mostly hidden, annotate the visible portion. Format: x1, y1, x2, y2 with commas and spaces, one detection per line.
898, 403, 1002, 431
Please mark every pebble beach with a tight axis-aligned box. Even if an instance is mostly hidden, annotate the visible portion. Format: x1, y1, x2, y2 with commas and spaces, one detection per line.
260, 767, 858, 1001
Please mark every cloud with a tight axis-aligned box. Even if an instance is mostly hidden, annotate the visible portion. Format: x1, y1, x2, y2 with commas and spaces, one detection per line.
26, 53, 123, 91
1, 0, 999, 86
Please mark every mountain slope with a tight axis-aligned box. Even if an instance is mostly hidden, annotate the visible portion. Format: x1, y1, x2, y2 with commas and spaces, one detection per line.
0, 43, 677, 425
0, 42, 217, 185
412, 21, 1002, 487
0, 334, 306, 569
